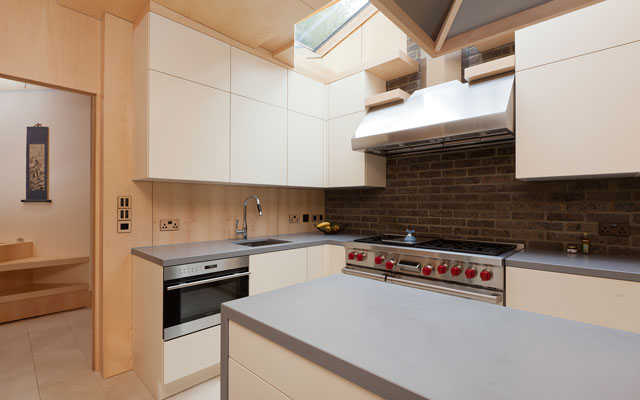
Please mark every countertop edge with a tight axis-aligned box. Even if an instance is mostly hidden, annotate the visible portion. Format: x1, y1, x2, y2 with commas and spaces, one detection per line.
220, 303, 424, 400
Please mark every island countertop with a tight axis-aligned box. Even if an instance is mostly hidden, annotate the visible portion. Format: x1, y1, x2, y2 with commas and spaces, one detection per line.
221, 274, 640, 400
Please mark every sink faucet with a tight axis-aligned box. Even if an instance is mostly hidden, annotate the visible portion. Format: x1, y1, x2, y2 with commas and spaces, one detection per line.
235, 195, 263, 240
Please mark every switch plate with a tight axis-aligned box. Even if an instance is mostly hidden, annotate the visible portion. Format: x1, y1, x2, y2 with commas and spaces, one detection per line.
303, 214, 310, 223
117, 221, 131, 233
118, 209, 131, 221
160, 219, 180, 231
318, 214, 324, 221
598, 222, 630, 236
312, 214, 318, 222
289, 214, 300, 223
117, 196, 131, 209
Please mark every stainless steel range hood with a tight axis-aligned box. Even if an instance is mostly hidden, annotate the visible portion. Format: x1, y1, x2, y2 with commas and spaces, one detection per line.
352, 73, 515, 155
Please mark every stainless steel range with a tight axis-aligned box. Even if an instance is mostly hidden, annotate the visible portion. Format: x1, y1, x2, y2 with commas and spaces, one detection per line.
343, 234, 523, 305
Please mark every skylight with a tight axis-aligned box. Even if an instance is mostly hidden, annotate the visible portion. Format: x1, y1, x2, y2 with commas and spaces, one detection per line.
295, 0, 369, 52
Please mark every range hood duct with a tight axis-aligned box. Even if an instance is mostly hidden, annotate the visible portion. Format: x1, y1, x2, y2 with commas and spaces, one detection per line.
352, 74, 515, 156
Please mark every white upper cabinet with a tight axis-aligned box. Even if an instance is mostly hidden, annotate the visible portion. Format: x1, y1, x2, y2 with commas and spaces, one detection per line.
516, 0, 640, 71
288, 111, 324, 187
231, 47, 287, 108
148, 71, 230, 182
287, 70, 324, 119
230, 94, 287, 185
149, 13, 230, 91
328, 72, 385, 119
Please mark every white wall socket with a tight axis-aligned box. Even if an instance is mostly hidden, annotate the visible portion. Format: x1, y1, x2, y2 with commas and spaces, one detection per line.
160, 219, 180, 231
289, 214, 300, 223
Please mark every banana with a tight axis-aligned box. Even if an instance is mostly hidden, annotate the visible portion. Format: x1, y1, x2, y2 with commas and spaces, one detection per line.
316, 222, 330, 228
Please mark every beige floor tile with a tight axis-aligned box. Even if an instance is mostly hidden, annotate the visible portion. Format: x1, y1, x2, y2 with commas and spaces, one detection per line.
171, 377, 221, 400
0, 372, 40, 400
0, 320, 30, 352
29, 325, 78, 358
0, 344, 35, 382
39, 369, 106, 400
74, 328, 93, 365
97, 370, 153, 400
64, 308, 92, 335
32, 342, 90, 388
26, 313, 68, 335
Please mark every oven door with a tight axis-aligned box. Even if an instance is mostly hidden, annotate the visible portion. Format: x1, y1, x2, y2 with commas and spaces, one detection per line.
163, 267, 249, 341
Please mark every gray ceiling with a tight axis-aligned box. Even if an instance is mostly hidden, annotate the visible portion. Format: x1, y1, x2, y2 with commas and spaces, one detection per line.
394, 0, 453, 39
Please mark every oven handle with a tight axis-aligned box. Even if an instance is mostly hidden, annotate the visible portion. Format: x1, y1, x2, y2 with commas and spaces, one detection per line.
342, 267, 386, 282
166, 271, 251, 291
386, 276, 502, 304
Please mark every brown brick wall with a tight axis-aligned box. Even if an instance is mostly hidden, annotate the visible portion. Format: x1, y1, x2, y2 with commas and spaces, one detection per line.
325, 143, 640, 256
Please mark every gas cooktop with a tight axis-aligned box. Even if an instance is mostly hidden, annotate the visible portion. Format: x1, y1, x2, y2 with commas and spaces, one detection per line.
354, 235, 517, 256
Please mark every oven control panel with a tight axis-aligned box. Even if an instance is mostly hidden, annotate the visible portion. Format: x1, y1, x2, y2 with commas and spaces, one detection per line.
164, 256, 249, 281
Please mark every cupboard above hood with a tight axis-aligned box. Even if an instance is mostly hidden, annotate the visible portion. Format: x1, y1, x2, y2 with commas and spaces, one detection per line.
351, 73, 514, 155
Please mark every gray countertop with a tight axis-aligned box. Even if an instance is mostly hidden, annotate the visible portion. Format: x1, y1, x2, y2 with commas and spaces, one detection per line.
131, 232, 364, 266
506, 249, 640, 282
220, 274, 640, 400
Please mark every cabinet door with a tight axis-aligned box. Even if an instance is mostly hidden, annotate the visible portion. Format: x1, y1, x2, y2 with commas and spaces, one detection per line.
288, 111, 324, 187
229, 358, 289, 400
231, 47, 287, 108
230, 94, 287, 185
328, 73, 364, 119
307, 246, 324, 281
323, 245, 345, 277
148, 70, 230, 182
288, 70, 324, 119
506, 267, 640, 334
328, 112, 365, 187
516, 0, 640, 71
164, 326, 220, 384
149, 13, 230, 91
249, 249, 308, 295
516, 41, 640, 180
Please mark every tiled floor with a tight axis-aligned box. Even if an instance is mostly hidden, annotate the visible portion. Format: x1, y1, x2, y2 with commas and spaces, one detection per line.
0, 308, 221, 400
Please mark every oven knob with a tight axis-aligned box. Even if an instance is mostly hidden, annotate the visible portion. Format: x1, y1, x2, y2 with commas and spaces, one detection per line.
465, 268, 477, 279
480, 269, 493, 281
374, 256, 384, 264
357, 253, 366, 262
422, 265, 433, 276
437, 264, 448, 274
348, 252, 355, 260
451, 266, 462, 277
385, 260, 395, 270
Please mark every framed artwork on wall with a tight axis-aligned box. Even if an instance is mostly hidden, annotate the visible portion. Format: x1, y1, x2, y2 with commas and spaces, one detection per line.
22, 124, 51, 203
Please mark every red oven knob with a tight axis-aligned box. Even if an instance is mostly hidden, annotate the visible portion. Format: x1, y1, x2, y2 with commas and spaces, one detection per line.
357, 253, 366, 261
374, 256, 384, 264
437, 264, 448, 274
480, 269, 493, 281
422, 265, 433, 276
451, 266, 462, 277
465, 268, 477, 279
385, 260, 395, 270
348, 252, 355, 260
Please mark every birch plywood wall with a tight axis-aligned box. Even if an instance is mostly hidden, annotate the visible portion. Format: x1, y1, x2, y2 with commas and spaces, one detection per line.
152, 183, 324, 246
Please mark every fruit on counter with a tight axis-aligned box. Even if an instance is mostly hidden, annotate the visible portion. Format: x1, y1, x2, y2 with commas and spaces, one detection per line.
316, 222, 331, 229
331, 225, 341, 232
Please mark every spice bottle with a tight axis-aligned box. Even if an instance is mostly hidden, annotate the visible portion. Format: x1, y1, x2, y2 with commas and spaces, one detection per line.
581, 232, 590, 255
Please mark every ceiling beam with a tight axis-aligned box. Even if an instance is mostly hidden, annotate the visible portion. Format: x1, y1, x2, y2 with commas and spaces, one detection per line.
435, 0, 463, 52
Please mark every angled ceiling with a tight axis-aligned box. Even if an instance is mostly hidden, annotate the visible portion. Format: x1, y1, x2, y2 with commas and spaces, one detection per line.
57, 0, 148, 22
369, 0, 604, 56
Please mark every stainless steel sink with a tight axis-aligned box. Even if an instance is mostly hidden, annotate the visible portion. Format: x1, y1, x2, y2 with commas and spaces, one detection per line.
235, 239, 291, 247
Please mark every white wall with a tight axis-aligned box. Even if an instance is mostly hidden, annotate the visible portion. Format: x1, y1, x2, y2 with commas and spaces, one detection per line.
0, 88, 91, 282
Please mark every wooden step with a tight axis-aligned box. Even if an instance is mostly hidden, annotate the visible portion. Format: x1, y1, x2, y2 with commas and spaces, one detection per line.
0, 242, 33, 262
0, 255, 90, 273
0, 283, 89, 304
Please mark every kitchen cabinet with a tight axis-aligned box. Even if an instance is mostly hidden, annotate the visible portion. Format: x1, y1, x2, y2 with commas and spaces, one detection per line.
230, 94, 287, 186
249, 248, 308, 295
228, 358, 289, 400
506, 267, 640, 334
328, 112, 386, 187
323, 244, 346, 277
328, 72, 385, 119
288, 111, 324, 187
231, 47, 287, 108
515, 0, 640, 180
288, 70, 324, 119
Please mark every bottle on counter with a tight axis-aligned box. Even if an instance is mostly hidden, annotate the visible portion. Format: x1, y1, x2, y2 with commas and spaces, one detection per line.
566, 245, 578, 254
581, 232, 590, 255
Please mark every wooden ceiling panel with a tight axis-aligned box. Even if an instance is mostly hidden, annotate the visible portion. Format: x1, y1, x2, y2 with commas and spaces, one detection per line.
153, 0, 313, 48
300, 0, 333, 10
57, 0, 148, 22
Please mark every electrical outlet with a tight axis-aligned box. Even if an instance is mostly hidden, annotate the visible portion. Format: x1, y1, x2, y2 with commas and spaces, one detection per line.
118, 209, 131, 221
318, 214, 324, 221
117, 221, 131, 233
117, 196, 131, 209
289, 214, 300, 223
312, 214, 318, 222
303, 214, 310, 223
599, 222, 630, 237
160, 219, 180, 231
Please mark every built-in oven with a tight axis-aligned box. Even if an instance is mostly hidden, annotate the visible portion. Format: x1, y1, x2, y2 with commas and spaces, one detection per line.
163, 256, 249, 341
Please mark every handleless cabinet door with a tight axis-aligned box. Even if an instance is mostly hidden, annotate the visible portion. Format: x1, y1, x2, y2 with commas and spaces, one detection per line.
287, 70, 324, 119
229, 358, 290, 400
288, 111, 324, 187
231, 47, 287, 108
249, 248, 308, 296
328, 112, 365, 187
149, 12, 230, 91
148, 70, 230, 182
230, 94, 287, 185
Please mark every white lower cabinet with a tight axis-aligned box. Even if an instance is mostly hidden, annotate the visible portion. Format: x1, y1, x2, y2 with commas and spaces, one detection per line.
323, 244, 346, 276
228, 358, 289, 400
249, 248, 308, 295
506, 267, 640, 334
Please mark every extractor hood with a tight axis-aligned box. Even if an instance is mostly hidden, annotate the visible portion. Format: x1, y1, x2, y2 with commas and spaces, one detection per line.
352, 73, 514, 156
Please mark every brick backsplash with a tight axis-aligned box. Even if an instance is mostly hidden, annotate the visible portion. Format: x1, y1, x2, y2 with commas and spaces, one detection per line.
325, 143, 640, 256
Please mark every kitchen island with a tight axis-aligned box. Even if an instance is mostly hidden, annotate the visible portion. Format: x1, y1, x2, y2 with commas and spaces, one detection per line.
221, 274, 640, 400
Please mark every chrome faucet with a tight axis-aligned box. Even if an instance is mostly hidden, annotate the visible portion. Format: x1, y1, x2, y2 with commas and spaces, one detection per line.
235, 195, 263, 240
